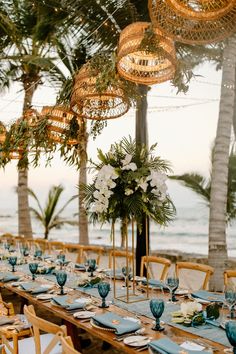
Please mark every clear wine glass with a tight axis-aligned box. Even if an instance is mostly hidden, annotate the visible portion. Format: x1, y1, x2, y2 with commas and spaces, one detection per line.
88, 259, 96, 277
122, 266, 132, 288
166, 274, 179, 302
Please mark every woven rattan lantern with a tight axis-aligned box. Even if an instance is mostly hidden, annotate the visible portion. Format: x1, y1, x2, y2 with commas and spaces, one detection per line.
41, 106, 79, 145
71, 64, 130, 120
23, 108, 40, 126
0, 122, 6, 144
149, 0, 236, 44
117, 22, 176, 85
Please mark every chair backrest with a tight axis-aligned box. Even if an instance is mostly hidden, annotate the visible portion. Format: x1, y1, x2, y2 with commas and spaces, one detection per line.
175, 261, 214, 290
140, 256, 171, 281
224, 269, 236, 287
108, 249, 133, 269
0, 293, 15, 316
24, 305, 67, 354
80, 245, 104, 266
59, 335, 81, 354
64, 243, 83, 263
34, 239, 49, 252
48, 241, 65, 254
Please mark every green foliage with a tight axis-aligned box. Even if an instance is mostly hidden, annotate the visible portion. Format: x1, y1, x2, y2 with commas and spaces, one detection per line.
171, 145, 236, 223
83, 136, 175, 231
28, 184, 78, 239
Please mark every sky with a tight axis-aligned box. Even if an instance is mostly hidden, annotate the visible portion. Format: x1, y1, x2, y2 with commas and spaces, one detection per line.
0, 61, 222, 211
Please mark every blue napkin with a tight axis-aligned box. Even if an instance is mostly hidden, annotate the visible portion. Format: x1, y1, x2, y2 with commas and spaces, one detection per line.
191, 290, 224, 303
1, 274, 20, 283
75, 264, 86, 271
92, 313, 140, 335
31, 286, 51, 294
51, 295, 85, 310
20, 282, 37, 291
142, 279, 168, 289
149, 338, 210, 354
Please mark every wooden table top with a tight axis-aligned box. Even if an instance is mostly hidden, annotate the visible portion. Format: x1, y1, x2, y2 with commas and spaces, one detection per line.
3, 281, 229, 354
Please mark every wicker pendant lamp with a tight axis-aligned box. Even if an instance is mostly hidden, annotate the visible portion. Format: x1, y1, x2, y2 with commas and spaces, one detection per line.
148, 0, 236, 44
0, 122, 6, 144
71, 63, 130, 120
23, 108, 40, 126
41, 106, 79, 145
117, 22, 176, 85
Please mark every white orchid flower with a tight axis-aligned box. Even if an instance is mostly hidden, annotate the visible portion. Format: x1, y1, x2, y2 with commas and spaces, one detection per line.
122, 162, 137, 171
121, 153, 132, 166
125, 188, 134, 196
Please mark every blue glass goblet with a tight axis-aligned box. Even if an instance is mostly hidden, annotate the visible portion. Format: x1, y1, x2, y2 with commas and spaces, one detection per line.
56, 271, 67, 295
225, 321, 236, 354
8, 256, 17, 272
20, 246, 29, 257
57, 254, 66, 270
150, 299, 165, 331
4, 243, 11, 252
225, 286, 236, 320
98, 282, 110, 308
88, 259, 96, 277
29, 263, 38, 281
34, 249, 43, 260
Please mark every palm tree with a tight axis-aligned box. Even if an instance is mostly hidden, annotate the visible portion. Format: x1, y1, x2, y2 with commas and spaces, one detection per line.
29, 185, 77, 240
171, 146, 236, 223
0, 1, 74, 238
208, 33, 236, 291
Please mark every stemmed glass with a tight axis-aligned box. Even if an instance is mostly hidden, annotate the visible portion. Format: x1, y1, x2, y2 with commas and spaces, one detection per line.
122, 266, 132, 288
166, 274, 179, 302
98, 282, 110, 308
88, 259, 96, 277
225, 321, 236, 354
34, 249, 43, 260
57, 254, 66, 270
4, 242, 11, 252
225, 285, 236, 319
150, 299, 165, 331
56, 271, 67, 295
29, 263, 38, 281
8, 256, 17, 272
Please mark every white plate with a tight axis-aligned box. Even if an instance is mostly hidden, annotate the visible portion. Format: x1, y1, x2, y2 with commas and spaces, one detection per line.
11, 281, 24, 287
175, 289, 189, 295
194, 298, 211, 304
124, 335, 151, 347
73, 311, 96, 319
75, 297, 92, 304
36, 293, 55, 300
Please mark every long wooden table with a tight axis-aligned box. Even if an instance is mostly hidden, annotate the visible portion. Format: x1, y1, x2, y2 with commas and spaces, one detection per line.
3, 281, 229, 354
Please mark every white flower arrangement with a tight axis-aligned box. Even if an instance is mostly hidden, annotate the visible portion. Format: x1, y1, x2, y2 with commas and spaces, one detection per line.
83, 137, 175, 227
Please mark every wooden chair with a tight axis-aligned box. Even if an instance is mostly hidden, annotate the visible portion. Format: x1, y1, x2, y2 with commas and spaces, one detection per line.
140, 256, 171, 281
0, 295, 31, 353
80, 245, 104, 266
224, 269, 236, 287
64, 243, 83, 263
108, 250, 133, 269
34, 239, 49, 253
48, 241, 65, 255
59, 335, 81, 354
175, 261, 214, 290
1, 304, 67, 354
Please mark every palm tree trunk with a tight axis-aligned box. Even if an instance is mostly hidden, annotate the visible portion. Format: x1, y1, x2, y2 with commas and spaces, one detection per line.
78, 119, 89, 245
208, 34, 236, 291
18, 80, 37, 238
135, 84, 149, 276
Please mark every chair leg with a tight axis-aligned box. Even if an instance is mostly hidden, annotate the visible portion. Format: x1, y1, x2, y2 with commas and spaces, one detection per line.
19, 298, 28, 314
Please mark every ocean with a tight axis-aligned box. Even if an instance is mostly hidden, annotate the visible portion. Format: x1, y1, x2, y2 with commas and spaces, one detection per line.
1, 202, 235, 258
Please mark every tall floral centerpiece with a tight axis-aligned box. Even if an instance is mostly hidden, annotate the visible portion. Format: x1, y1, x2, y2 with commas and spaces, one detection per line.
83, 137, 175, 302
